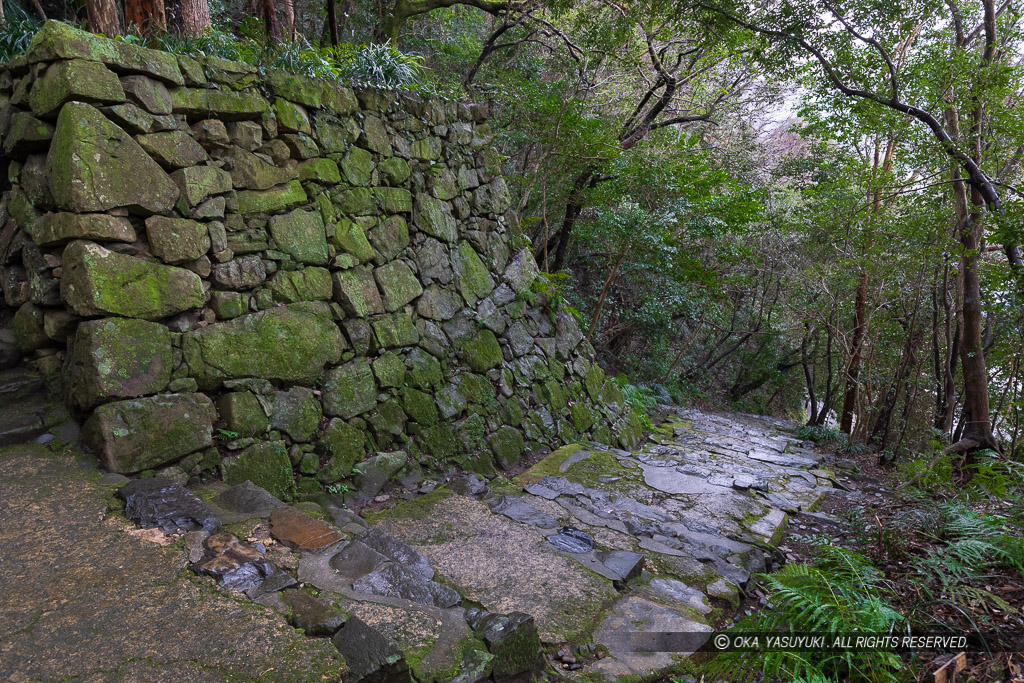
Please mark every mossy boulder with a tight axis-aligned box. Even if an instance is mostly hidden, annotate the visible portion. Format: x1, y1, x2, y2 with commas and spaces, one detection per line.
418, 423, 457, 460
182, 302, 345, 389
374, 260, 423, 312
297, 158, 341, 184
273, 98, 311, 134
322, 358, 377, 419
61, 240, 205, 320
340, 147, 374, 186
372, 352, 405, 388
406, 349, 443, 389
402, 387, 439, 427
229, 145, 297, 190
371, 312, 419, 348
64, 317, 172, 411
145, 216, 210, 263
29, 213, 136, 247
367, 400, 408, 446
136, 131, 208, 169
27, 21, 185, 85
223, 440, 293, 500
413, 194, 457, 243
267, 267, 333, 303
379, 157, 410, 186
268, 209, 330, 265
374, 187, 413, 214
169, 87, 267, 119
317, 418, 365, 483
3, 112, 54, 155
489, 427, 525, 470
367, 216, 410, 261
84, 392, 215, 474
217, 391, 269, 438
332, 266, 384, 317
460, 330, 503, 372
237, 180, 307, 216
265, 70, 322, 108
9, 302, 47, 352
170, 165, 232, 207
569, 402, 596, 432
270, 386, 323, 443
47, 102, 179, 214
332, 218, 376, 263
120, 74, 173, 115
29, 59, 126, 117
456, 242, 495, 303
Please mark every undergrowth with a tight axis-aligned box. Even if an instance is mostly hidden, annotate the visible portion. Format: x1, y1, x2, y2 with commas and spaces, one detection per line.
705, 541, 906, 683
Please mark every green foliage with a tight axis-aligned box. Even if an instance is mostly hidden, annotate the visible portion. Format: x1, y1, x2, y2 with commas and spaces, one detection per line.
612, 375, 657, 429
706, 542, 905, 682
796, 425, 846, 445
0, 16, 40, 63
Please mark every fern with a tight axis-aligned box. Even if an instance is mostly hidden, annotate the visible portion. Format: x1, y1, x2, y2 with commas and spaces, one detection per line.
704, 541, 906, 683
796, 424, 846, 445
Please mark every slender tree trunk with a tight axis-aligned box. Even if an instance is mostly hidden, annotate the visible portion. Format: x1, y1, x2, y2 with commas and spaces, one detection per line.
86, 0, 120, 35
261, 0, 281, 39
586, 245, 628, 342
325, 0, 340, 45
281, 0, 295, 39
125, 0, 166, 35
839, 271, 867, 433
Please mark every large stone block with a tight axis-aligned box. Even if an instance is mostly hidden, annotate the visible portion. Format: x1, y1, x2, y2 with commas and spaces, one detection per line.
145, 216, 210, 263
229, 146, 297, 190
374, 260, 423, 312
64, 317, 172, 411
171, 165, 232, 207
332, 266, 384, 317
84, 393, 215, 474
181, 302, 345, 389
120, 74, 173, 115
61, 240, 205, 320
267, 267, 332, 303
29, 213, 136, 247
270, 386, 323, 443
223, 440, 292, 499
268, 209, 329, 265
237, 180, 307, 216
136, 131, 208, 169
217, 391, 269, 438
29, 59, 126, 117
322, 358, 377, 419
456, 242, 495, 302
413, 194, 457, 243
27, 21, 185, 85
169, 87, 267, 119
46, 102, 179, 214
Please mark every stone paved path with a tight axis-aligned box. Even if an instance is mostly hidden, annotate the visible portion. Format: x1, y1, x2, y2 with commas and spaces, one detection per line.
0, 446, 344, 682
0, 406, 837, 682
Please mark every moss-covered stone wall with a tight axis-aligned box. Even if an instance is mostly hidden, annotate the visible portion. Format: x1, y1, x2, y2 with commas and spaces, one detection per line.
0, 21, 642, 493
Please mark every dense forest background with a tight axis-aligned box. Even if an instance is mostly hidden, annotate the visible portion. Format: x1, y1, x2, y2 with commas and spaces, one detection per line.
6, 0, 1024, 468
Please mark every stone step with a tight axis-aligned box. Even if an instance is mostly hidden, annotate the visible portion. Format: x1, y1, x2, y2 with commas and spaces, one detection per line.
0, 367, 44, 401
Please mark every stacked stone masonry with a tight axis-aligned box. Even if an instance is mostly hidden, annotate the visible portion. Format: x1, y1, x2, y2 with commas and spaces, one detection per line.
0, 22, 642, 492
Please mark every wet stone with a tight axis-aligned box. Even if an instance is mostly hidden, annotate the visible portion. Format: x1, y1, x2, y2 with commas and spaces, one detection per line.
490, 496, 558, 529
329, 540, 388, 580
192, 532, 293, 593
356, 527, 433, 579
280, 589, 347, 636
117, 478, 220, 533
331, 616, 410, 683
352, 562, 461, 608
546, 526, 594, 554
269, 506, 344, 551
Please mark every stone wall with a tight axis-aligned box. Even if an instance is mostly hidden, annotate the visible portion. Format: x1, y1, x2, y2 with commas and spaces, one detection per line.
0, 21, 642, 495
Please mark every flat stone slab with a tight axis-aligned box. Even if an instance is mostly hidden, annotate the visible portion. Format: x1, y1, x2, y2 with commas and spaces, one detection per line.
589, 596, 713, 679
371, 492, 619, 642
269, 505, 344, 550
352, 562, 461, 608
490, 496, 558, 528
213, 481, 284, 517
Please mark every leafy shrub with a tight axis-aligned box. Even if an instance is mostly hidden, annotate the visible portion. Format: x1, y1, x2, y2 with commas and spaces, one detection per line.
612, 375, 657, 429
796, 424, 847, 446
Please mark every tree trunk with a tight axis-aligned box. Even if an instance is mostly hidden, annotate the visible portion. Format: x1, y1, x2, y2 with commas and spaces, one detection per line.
839, 270, 867, 433
261, 0, 281, 40
586, 245, 628, 342
325, 0, 340, 45
166, 0, 210, 36
86, 0, 120, 35
281, 0, 295, 39
125, 0, 166, 35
